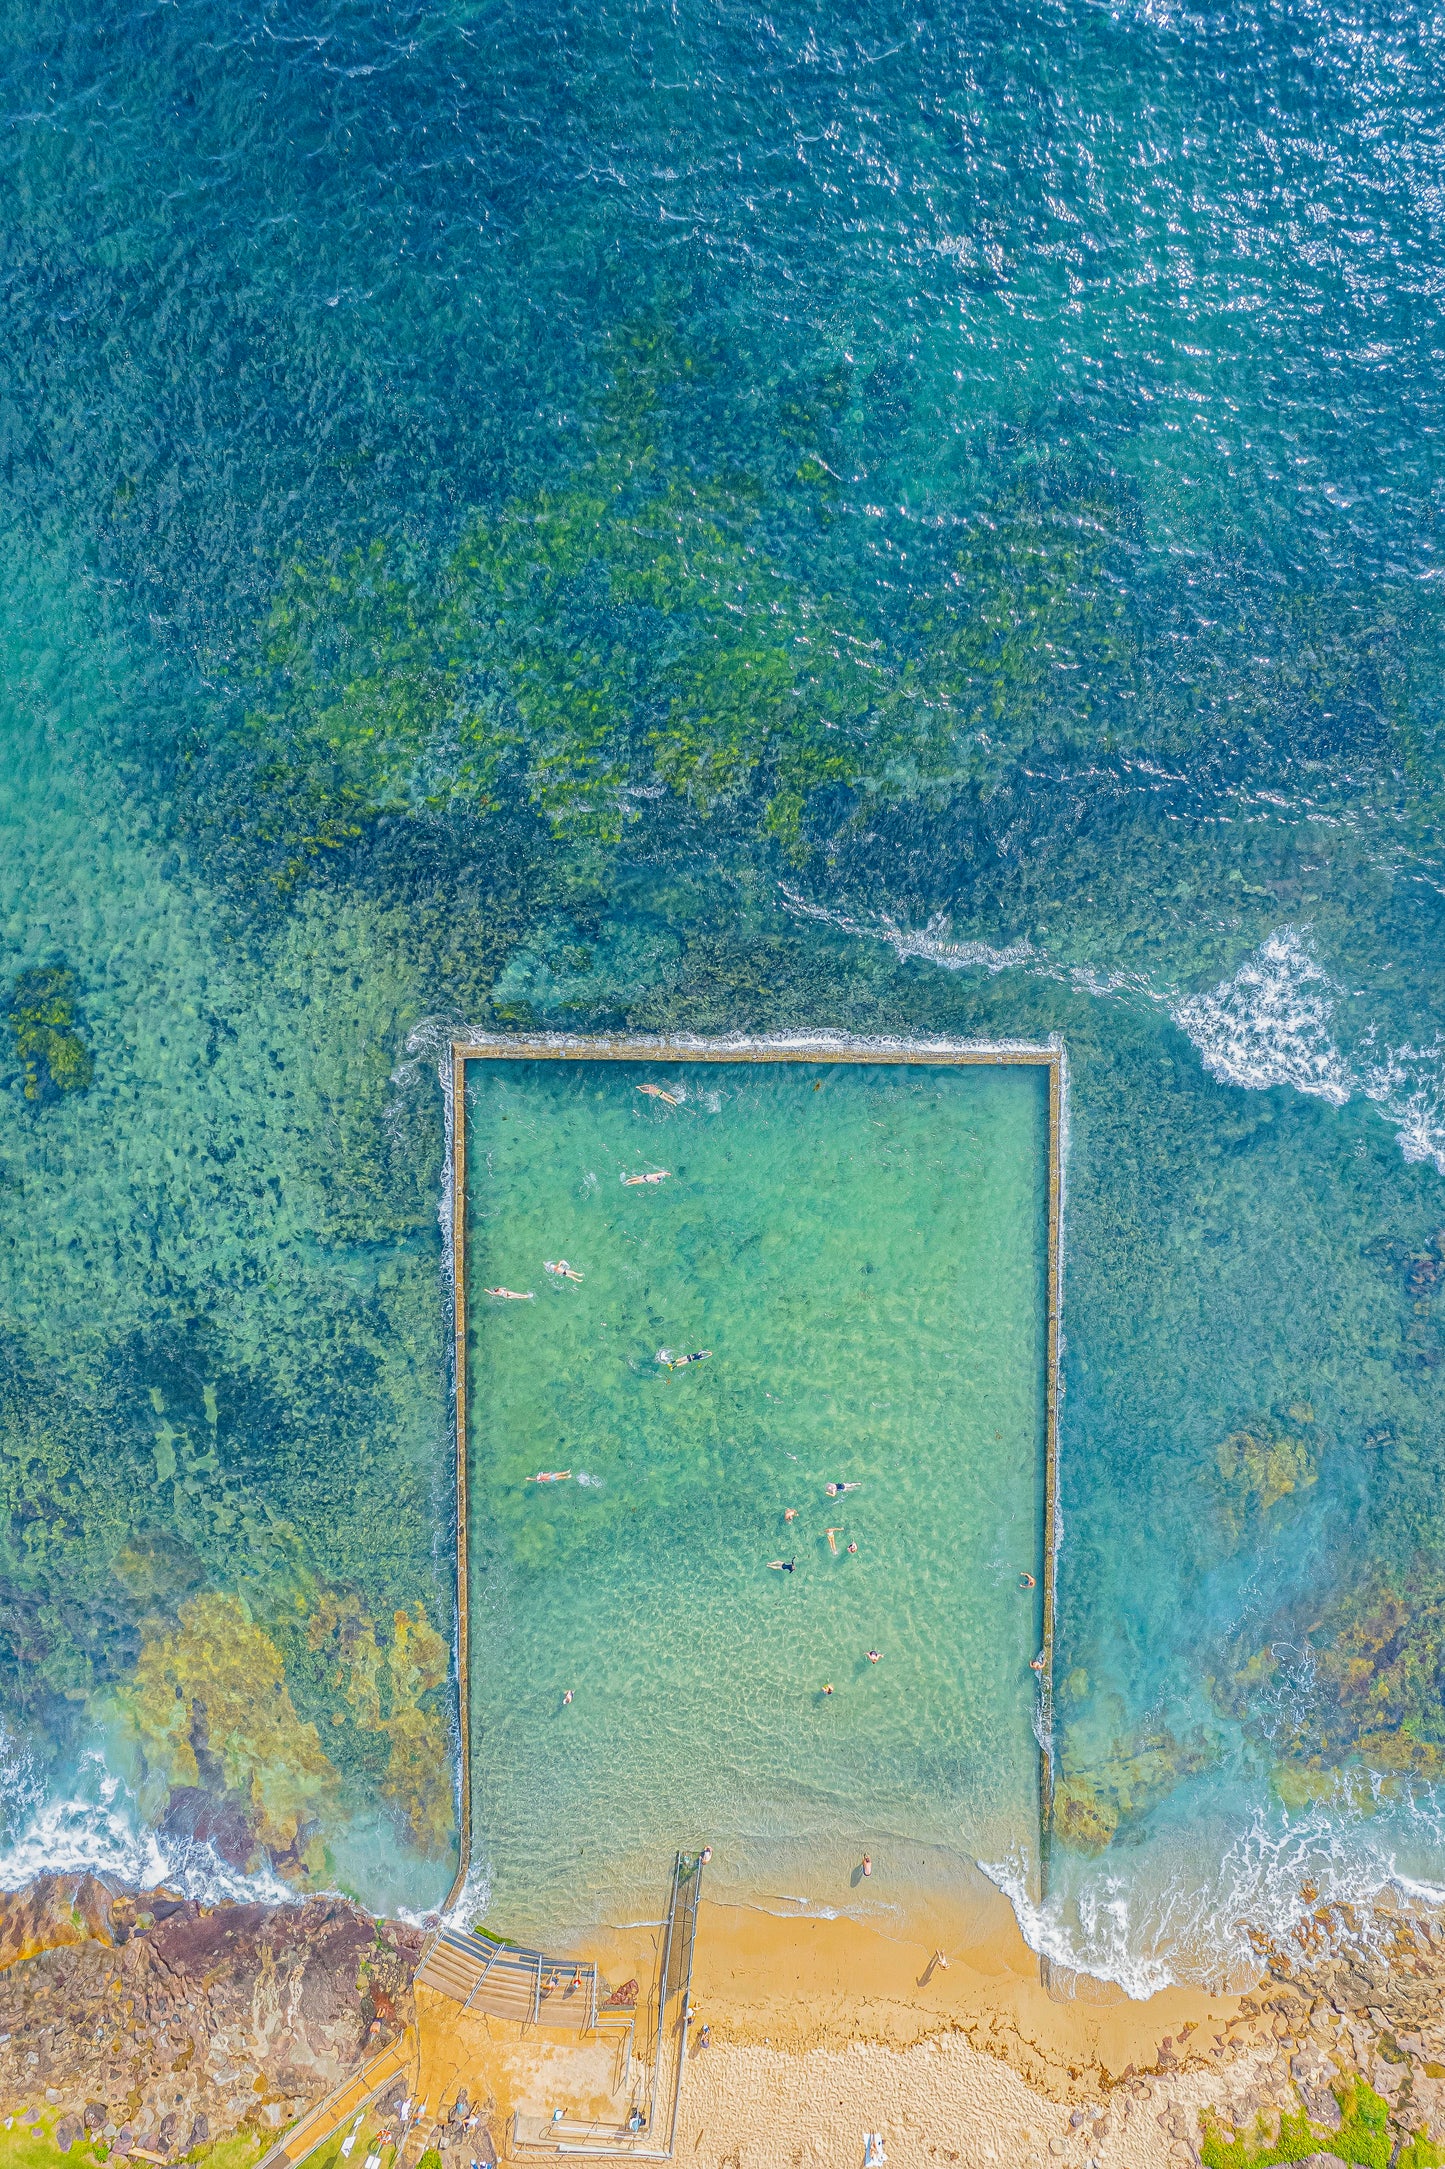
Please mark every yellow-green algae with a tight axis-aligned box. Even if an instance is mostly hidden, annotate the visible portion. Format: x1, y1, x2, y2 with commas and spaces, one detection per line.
1199, 2079, 1443, 2169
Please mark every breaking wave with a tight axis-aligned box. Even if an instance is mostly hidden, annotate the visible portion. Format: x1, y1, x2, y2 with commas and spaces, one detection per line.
781, 890, 1445, 1174
0, 1746, 297, 1905
984, 1787, 1445, 2000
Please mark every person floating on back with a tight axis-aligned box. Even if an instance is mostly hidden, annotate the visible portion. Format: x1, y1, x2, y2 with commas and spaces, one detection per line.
621, 1169, 671, 1186
485, 1286, 534, 1300
635, 1082, 685, 1106
545, 1260, 584, 1282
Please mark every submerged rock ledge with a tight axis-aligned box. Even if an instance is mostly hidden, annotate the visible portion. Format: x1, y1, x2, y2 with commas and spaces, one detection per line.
0, 1874, 420, 2162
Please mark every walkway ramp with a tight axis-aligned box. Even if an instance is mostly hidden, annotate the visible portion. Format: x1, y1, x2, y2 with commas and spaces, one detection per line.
254, 2034, 414, 2169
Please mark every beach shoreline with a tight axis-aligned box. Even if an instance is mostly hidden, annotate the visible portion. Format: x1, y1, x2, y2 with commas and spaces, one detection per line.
5, 1871, 1445, 2169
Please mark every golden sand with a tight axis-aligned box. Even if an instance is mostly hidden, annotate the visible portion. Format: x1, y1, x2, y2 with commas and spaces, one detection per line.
410, 1890, 1256, 2166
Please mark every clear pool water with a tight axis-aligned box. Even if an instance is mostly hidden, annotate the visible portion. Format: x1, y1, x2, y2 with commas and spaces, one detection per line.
464, 1056, 1049, 1938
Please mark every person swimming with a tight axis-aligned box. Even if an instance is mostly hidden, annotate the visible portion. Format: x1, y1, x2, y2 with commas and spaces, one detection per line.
657, 1348, 711, 1368
1029, 1654, 1046, 1673
1018, 1572, 1036, 1589
527, 1471, 572, 1483
636, 1082, 684, 1106
768, 1559, 796, 1572
825, 1481, 860, 1497
784, 1507, 798, 1522
544, 1260, 584, 1282
621, 1169, 671, 1185
846, 1541, 859, 1555
485, 1286, 535, 1300
826, 1527, 841, 1553
867, 1650, 881, 1663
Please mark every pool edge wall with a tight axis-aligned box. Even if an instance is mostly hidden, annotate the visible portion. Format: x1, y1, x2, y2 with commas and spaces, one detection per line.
441, 1031, 1066, 1923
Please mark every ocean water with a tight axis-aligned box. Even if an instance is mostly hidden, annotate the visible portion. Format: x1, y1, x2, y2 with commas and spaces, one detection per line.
463, 1055, 1048, 1938
1, 0, 1444, 1989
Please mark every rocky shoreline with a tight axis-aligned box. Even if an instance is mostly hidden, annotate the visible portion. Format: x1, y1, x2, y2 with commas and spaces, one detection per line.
3, 1874, 1445, 2167
0, 1876, 419, 2164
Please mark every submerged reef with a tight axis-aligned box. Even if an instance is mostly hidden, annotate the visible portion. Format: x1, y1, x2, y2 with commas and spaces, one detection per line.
105, 1589, 454, 1879
1212, 1408, 1321, 1544
3, 967, 92, 1105
1050, 1727, 1216, 1856
1219, 1566, 1445, 1792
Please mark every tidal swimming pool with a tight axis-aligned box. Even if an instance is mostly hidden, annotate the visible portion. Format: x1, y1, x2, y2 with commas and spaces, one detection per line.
460, 1044, 1055, 1939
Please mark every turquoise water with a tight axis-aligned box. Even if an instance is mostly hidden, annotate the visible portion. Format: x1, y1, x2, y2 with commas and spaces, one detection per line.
464, 1056, 1048, 1937
2, 0, 1445, 1990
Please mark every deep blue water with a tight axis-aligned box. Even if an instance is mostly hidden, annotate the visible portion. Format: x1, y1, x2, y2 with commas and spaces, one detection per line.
2, 0, 1445, 1984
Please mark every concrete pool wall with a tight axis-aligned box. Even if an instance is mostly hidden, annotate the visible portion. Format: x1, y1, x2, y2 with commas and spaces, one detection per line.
442, 1034, 1065, 1929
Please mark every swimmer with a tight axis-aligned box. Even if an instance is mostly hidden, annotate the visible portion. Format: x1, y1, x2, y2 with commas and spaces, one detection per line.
527, 1471, 573, 1483
784, 1508, 798, 1522
673, 1350, 711, 1367
825, 1481, 861, 1497
1029, 1654, 1045, 1673
621, 1170, 671, 1186
862, 1853, 872, 1877
846, 1541, 858, 1555
562, 1689, 574, 1705
485, 1286, 535, 1300
768, 1559, 796, 1572
822, 1683, 834, 1696
1019, 1572, 1036, 1589
826, 1528, 841, 1553
544, 1260, 584, 1282
867, 1650, 880, 1663
636, 1082, 684, 1107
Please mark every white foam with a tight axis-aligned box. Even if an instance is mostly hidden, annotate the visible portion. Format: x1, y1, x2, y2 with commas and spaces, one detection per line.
0, 1750, 295, 1905
1172, 929, 1353, 1104
779, 887, 1445, 1174
984, 1783, 1445, 1998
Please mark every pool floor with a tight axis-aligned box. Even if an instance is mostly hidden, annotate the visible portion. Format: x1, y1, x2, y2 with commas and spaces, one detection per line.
464, 1054, 1050, 1939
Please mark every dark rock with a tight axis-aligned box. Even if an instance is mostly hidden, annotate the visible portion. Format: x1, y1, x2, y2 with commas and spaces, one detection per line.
158, 1789, 256, 1874
0, 1878, 421, 2154
55, 2119, 78, 2153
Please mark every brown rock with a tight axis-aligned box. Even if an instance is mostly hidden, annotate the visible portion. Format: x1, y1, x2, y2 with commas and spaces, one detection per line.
0, 1876, 423, 2153
0, 1874, 120, 1970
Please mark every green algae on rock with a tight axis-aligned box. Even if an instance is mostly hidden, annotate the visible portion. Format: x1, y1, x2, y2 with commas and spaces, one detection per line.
4, 966, 93, 1105
1050, 1729, 1217, 1857
1219, 1569, 1445, 1790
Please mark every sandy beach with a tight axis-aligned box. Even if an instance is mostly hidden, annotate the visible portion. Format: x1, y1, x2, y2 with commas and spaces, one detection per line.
409, 1887, 1262, 2168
